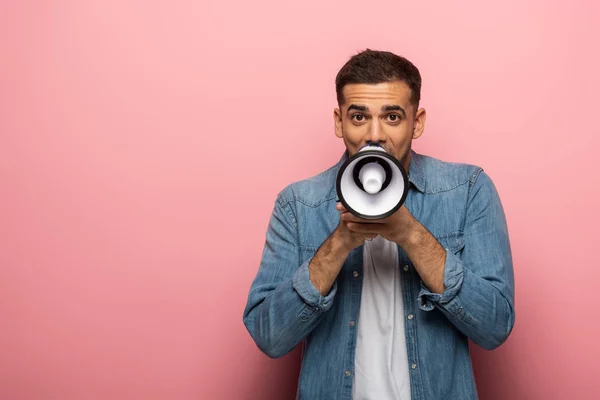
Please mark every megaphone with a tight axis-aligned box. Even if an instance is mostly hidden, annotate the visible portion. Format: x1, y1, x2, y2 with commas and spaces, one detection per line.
336, 143, 409, 220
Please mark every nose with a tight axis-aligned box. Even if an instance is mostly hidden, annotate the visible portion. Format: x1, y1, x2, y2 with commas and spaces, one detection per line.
366, 119, 386, 144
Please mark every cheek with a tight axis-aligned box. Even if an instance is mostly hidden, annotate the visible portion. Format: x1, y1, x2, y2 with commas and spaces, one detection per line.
385, 124, 412, 142
386, 126, 414, 156
342, 122, 365, 142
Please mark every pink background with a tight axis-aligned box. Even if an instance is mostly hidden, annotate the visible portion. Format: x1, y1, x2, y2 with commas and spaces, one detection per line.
1, 1, 598, 399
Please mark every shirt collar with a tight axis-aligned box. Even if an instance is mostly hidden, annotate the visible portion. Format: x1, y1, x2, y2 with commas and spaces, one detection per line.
408, 149, 426, 193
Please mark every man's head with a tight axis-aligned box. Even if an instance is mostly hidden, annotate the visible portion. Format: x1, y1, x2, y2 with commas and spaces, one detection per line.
334, 49, 426, 169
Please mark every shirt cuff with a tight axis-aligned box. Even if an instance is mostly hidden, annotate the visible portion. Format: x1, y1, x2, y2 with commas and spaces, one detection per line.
292, 259, 337, 313
418, 248, 465, 312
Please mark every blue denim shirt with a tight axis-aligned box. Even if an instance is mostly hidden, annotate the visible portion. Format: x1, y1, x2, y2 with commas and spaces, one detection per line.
243, 150, 515, 400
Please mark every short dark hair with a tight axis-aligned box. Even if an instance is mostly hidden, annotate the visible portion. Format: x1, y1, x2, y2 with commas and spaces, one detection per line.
335, 49, 422, 108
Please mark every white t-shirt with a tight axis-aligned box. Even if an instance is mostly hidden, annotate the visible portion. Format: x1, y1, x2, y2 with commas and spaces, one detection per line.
352, 235, 412, 400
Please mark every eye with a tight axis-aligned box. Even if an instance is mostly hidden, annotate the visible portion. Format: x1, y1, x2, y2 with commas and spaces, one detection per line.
387, 114, 401, 122
352, 114, 365, 122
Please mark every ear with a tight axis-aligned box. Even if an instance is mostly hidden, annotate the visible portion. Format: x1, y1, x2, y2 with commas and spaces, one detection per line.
412, 108, 426, 140
334, 108, 343, 138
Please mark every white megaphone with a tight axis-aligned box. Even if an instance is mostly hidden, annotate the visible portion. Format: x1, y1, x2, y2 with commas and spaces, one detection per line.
336, 143, 409, 220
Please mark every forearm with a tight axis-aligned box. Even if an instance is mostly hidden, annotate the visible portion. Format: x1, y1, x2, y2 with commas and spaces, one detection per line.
398, 223, 447, 294
397, 221, 514, 349
308, 230, 351, 296
244, 231, 353, 357
244, 198, 366, 358
411, 171, 515, 350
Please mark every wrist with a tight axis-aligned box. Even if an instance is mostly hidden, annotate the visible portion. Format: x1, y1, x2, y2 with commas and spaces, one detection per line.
393, 219, 424, 247
331, 228, 353, 256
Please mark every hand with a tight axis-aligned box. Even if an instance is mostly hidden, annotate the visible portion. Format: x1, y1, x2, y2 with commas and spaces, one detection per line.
337, 202, 447, 294
336, 202, 418, 246
333, 202, 378, 252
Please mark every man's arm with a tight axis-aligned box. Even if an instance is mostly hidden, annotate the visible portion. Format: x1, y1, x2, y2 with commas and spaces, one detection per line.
309, 205, 377, 296
243, 194, 365, 358
338, 203, 449, 294
395, 220, 447, 294
308, 233, 350, 297
413, 170, 515, 350
342, 169, 515, 350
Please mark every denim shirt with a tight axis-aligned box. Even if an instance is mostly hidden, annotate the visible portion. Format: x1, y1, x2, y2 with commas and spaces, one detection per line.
243, 150, 515, 400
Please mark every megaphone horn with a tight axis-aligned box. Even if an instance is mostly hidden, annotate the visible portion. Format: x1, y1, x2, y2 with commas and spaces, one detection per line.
336, 143, 409, 220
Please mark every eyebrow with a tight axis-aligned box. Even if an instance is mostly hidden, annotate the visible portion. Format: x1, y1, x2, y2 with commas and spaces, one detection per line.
382, 105, 406, 117
347, 104, 368, 112
347, 104, 406, 117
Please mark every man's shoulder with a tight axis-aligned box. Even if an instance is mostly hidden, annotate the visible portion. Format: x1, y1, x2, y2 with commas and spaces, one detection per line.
276, 160, 339, 208
415, 151, 484, 194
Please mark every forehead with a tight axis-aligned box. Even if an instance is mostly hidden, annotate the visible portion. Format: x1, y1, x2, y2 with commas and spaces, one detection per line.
341, 81, 412, 110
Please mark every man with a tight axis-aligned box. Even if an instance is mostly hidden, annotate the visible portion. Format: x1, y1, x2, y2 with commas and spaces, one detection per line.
242, 49, 515, 400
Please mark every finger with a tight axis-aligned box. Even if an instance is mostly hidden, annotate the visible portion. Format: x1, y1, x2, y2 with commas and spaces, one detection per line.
335, 202, 346, 212
341, 212, 384, 224
345, 221, 380, 234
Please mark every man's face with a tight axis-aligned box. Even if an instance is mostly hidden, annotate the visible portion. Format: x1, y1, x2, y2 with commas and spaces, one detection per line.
334, 81, 426, 170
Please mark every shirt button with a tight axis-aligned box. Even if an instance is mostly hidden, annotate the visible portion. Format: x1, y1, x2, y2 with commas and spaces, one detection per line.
349, 320, 355, 327
345, 370, 352, 376
353, 271, 359, 278
407, 314, 414, 320
403, 265, 409, 271
411, 363, 417, 369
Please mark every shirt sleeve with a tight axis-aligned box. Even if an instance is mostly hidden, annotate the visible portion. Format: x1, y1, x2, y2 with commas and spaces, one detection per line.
243, 193, 337, 358
292, 258, 338, 312
417, 170, 516, 350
